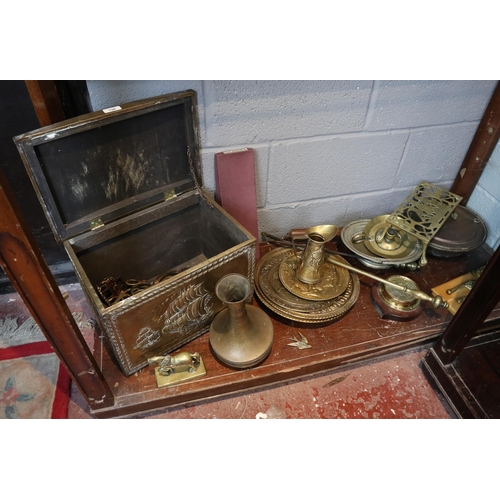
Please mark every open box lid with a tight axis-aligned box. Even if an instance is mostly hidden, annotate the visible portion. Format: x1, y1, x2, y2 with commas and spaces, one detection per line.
14, 90, 202, 242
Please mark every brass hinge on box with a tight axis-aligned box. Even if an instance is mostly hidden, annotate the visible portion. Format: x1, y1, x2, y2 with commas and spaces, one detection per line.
90, 217, 104, 231
164, 189, 177, 201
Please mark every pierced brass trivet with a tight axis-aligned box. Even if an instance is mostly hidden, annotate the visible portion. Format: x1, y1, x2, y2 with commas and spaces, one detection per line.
386, 181, 462, 266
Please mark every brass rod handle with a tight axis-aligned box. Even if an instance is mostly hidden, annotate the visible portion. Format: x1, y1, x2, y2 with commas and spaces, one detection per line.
325, 256, 448, 309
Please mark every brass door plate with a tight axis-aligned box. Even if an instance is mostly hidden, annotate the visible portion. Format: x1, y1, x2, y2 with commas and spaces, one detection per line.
153, 358, 207, 388
431, 267, 484, 315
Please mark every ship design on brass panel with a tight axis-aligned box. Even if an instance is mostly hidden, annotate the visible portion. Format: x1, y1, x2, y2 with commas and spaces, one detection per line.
133, 282, 214, 351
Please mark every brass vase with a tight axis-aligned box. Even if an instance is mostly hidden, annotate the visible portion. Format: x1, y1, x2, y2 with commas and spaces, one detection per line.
209, 273, 274, 369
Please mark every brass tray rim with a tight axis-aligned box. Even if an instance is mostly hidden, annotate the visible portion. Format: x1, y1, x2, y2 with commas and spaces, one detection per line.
255, 248, 360, 323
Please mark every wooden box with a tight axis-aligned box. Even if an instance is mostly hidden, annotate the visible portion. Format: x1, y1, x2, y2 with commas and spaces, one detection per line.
14, 90, 256, 376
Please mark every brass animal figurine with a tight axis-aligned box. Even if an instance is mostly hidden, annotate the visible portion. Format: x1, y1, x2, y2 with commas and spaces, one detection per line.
148, 351, 201, 376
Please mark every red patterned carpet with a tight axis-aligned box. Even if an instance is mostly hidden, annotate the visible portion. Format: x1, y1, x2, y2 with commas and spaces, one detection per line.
0, 284, 94, 419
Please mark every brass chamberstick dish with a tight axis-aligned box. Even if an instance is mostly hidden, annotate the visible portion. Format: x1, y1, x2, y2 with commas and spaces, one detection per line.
341, 219, 423, 267
363, 215, 420, 259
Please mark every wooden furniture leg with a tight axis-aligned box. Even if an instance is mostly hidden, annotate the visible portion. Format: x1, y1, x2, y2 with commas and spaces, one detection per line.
451, 81, 500, 204
434, 245, 500, 365
0, 168, 114, 411
422, 244, 500, 418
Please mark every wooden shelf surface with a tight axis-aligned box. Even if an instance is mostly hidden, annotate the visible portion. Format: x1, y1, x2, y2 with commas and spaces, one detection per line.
91, 242, 495, 418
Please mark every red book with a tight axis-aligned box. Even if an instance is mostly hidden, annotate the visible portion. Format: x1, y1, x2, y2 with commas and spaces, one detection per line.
214, 148, 260, 261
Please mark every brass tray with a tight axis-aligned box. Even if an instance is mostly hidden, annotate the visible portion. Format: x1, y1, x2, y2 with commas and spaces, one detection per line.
255, 248, 360, 323
341, 219, 423, 267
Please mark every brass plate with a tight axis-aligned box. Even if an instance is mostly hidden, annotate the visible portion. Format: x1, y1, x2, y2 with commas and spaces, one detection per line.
341, 219, 423, 266
255, 248, 360, 323
278, 254, 350, 301
386, 182, 462, 244
363, 215, 420, 258
154, 357, 207, 388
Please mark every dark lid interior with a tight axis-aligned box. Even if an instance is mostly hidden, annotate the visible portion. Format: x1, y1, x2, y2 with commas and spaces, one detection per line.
16, 92, 199, 241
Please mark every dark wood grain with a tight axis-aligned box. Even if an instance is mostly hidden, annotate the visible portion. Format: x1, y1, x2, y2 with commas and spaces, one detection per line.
24, 80, 66, 127
422, 330, 500, 418
0, 81, 73, 292
451, 81, 500, 204
435, 241, 500, 363
422, 240, 500, 418
0, 168, 114, 409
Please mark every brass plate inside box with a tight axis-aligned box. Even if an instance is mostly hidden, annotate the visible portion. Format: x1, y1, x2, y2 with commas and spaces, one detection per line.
153, 357, 207, 388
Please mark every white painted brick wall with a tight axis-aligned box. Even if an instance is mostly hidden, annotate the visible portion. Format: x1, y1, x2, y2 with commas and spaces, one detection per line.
205, 80, 373, 144
467, 140, 500, 250
87, 80, 498, 243
365, 81, 495, 130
